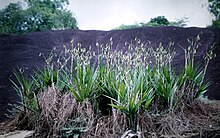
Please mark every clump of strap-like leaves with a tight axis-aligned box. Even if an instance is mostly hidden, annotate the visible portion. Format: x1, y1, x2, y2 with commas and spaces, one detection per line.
9, 34, 216, 137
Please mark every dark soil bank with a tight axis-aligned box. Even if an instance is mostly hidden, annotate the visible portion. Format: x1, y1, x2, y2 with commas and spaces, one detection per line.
0, 26, 220, 122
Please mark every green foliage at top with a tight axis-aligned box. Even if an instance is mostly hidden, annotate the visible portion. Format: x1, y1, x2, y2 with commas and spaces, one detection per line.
114, 16, 188, 30
148, 16, 169, 26
25, 0, 70, 10
0, 0, 78, 35
208, 0, 220, 27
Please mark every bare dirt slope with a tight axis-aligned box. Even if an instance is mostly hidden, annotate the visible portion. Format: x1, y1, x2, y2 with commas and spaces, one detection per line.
0, 26, 220, 122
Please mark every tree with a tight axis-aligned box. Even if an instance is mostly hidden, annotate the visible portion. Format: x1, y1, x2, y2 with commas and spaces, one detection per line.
113, 16, 188, 30
208, 0, 220, 27
0, 0, 78, 34
0, 3, 24, 34
25, 0, 70, 10
148, 16, 169, 26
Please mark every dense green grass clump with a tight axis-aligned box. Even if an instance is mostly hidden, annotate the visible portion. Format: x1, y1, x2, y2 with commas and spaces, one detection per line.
9, 35, 216, 137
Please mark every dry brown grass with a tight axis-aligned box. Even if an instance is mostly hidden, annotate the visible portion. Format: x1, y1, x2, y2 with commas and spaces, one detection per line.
85, 110, 128, 137
138, 100, 220, 137
34, 86, 75, 137
1, 93, 220, 138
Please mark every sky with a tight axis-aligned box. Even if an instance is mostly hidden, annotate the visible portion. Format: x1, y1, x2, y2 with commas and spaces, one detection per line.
0, 0, 214, 30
